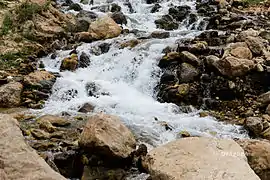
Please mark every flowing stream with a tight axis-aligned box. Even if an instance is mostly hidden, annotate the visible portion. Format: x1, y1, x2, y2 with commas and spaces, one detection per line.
40, 0, 248, 148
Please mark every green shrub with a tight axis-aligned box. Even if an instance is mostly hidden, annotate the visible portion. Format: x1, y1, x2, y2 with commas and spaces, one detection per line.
244, 0, 265, 5
15, 1, 50, 23
0, 13, 13, 36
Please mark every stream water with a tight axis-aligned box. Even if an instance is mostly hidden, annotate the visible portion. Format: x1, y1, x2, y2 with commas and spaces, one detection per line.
40, 0, 248, 149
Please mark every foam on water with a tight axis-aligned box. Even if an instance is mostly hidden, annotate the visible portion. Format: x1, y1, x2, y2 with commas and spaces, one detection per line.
42, 0, 248, 147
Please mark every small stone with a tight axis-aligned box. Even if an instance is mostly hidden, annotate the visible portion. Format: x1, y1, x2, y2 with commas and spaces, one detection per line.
266, 104, 270, 115
176, 84, 190, 97
78, 103, 95, 113
38, 115, 71, 127
199, 111, 209, 117
31, 129, 50, 140
178, 130, 191, 138
150, 31, 170, 39
228, 81, 236, 89
39, 120, 56, 133
256, 64, 264, 72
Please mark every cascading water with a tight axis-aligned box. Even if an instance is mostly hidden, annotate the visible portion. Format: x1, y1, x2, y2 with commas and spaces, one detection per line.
40, 0, 248, 148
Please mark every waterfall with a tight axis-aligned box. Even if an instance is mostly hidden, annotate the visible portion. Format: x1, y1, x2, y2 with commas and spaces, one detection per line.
41, 0, 248, 148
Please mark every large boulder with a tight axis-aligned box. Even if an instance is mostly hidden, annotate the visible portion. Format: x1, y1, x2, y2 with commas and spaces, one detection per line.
238, 139, 270, 180
88, 16, 122, 40
79, 114, 136, 160
0, 114, 66, 180
142, 137, 260, 180
213, 56, 254, 77
0, 82, 23, 108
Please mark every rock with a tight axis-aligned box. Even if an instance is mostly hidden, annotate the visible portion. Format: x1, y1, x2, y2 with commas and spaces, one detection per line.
99, 43, 111, 54
111, 3, 121, 12
146, 0, 158, 4
151, 4, 161, 13
24, 71, 55, 87
158, 52, 181, 68
79, 114, 136, 161
0, 114, 66, 179
155, 15, 179, 30
88, 16, 122, 40
0, 82, 23, 108
178, 63, 199, 83
176, 83, 190, 97
238, 29, 259, 41
31, 128, 50, 140
78, 52, 90, 68
81, 166, 126, 180
76, 19, 90, 32
77, 10, 98, 22
75, 32, 93, 43
150, 31, 170, 39
213, 56, 254, 77
245, 117, 264, 136
39, 119, 56, 133
206, 55, 219, 67
60, 54, 78, 71
245, 36, 264, 55
178, 130, 191, 138
120, 39, 140, 49
179, 51, 201, 66
230, 47, 253, 60
78, 103, 95, 113
259, 30, 270, 41
258, 91, 270, 104
266, 104, 270, 115
238, 139, 270, 180
68, 3, 82, 11
111, 12, 127, 25
169, 6, 191, 22
143, 137, 260, 180
38, 115, 71, 127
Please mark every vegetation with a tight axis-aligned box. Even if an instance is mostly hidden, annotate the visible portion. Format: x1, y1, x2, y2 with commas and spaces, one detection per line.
15, 1, 50, 23
0, 52, 23, 69
0, 13, 13, 36
244, 0, 265, 5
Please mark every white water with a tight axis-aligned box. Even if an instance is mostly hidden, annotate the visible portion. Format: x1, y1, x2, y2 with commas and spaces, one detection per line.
41, 0, 248, 148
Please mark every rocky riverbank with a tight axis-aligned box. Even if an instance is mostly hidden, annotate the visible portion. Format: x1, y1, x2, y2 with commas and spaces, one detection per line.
1, 0, 270, 179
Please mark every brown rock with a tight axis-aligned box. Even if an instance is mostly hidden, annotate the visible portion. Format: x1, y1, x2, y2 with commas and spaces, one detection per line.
60, 54, 78, 71
79, 113, 136, 159
230, 47, 253, 60
0, 82, 23, 108
142, 137, 260, 180
24, 71, 55, 86
38, 115, 71, 127
238, 139, 270, 180
0, 114, 66, 180
245, 117, 264, 136
245, 36, 264, 55
88, 16, 122, 40
214, 56, 254, 77
258, 91, 270, 104
78, 103, 95, 113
